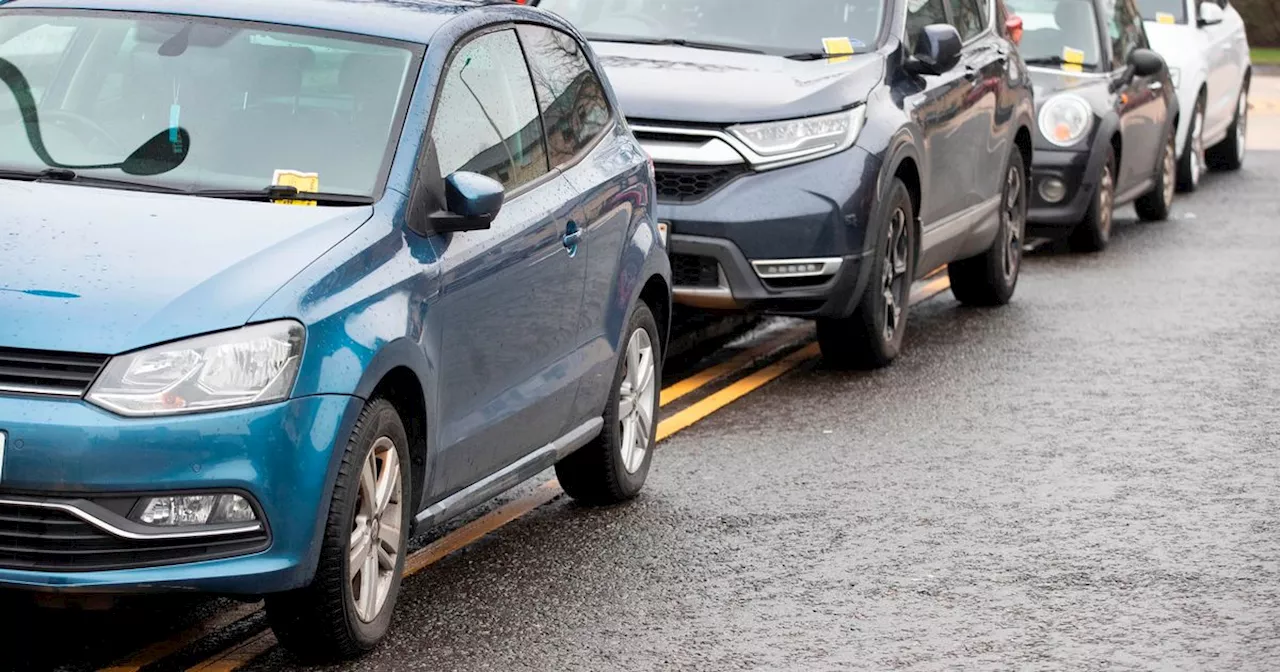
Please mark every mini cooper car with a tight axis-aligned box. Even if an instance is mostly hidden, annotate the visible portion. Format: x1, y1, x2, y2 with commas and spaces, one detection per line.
536, 0, 1036, 369
1009, 0, 1179, 252
0, 0, 668, 659
1134, 0, 1252, 191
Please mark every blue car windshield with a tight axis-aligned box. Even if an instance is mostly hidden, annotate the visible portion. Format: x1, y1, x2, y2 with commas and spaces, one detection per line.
0, 10, 421, 196
537, 0, 884, 55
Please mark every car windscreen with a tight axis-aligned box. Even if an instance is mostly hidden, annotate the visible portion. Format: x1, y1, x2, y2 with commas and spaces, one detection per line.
536, 0, 885, 57
1006, 0, 1104, 71
0, 10, 421, 197
1132, 0, 1187, 24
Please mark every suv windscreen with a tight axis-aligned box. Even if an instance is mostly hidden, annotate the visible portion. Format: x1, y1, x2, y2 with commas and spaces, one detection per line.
1133, 0, 1187, 24
536, 0, 885, 56
0, 10, 421, 197
1006, 0, 1104, 70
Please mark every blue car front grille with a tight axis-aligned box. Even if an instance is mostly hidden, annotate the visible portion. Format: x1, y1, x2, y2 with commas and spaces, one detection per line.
0, 347, 108, 398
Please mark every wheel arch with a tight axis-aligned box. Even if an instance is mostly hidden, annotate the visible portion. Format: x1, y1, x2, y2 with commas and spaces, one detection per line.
638, 273, 671, 356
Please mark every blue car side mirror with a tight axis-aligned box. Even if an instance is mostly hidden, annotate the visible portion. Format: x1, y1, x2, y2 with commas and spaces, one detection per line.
429, 171, 505, 234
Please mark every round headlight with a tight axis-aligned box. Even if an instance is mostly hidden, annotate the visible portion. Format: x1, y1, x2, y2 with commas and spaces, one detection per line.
1038, 95, 1093, 148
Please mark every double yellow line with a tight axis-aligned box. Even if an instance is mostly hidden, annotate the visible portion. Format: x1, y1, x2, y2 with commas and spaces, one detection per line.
101, 273, 954, 672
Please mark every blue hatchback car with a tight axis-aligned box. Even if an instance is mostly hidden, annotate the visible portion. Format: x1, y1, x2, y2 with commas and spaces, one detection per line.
0, 0, 669, 657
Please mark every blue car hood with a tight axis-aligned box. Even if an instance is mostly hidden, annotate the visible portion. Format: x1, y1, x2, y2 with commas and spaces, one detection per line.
593, 42, 883, 124
0, 181, 374, 354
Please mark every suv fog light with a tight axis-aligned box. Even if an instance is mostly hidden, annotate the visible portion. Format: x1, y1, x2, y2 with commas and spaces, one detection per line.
751, 258, 843, 279
1039, 178, 1067, 203
136, 494, 258, 526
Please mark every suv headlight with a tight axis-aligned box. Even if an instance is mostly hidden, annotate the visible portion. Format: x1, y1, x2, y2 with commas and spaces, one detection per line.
87, 321, 305, 416
728, 107, 867, 169
1038, 94, 1093, 148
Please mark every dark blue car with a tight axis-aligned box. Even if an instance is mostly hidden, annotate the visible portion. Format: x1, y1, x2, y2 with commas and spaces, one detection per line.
0, 0, 668, 657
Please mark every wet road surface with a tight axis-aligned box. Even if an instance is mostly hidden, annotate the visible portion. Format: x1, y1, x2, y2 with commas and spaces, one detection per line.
5, 162, 1280, 670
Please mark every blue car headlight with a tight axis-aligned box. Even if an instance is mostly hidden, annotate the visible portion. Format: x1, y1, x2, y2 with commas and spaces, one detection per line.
87, 320, 305, 416
727, 106, 867, 169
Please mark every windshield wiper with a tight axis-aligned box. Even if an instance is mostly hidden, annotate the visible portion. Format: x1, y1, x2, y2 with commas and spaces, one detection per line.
0, 167, 186, 193
784, 52, 863, 61
584, 34, 767, 55
1023, 56, 1098, 70
193, 185, 375, 206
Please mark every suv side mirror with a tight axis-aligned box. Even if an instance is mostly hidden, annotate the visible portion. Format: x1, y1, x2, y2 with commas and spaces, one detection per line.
906, 24, 963, 76
1197, 2, 1225, 26
429, 171, 504, 234
1128, 48, 1167, 78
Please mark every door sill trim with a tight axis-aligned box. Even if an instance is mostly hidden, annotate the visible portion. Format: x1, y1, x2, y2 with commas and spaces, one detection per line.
413, 417, 603, 532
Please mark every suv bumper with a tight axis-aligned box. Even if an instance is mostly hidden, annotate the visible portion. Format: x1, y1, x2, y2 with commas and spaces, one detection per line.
0, 393, 359, 595
658, 147, 881, 319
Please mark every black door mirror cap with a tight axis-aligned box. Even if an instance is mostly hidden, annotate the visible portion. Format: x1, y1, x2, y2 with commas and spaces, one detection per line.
427, 171, 505, 234
1128, 48, 1167, 78
906, 24, 963, 77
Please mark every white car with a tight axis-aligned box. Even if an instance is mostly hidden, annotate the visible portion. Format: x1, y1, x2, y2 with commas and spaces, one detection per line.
1136, 0, 1252, 192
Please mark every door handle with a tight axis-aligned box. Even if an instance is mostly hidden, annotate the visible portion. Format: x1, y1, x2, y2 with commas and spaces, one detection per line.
562, 221, 583, 257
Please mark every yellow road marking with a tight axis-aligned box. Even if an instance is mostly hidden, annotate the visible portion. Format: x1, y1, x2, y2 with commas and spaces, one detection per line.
99, 601, 262, 672
656, 343, 820, 442
186, 630, 277, 672
660, 324, 813, 407
174, 275, 959, 671
403, 479, 563, 577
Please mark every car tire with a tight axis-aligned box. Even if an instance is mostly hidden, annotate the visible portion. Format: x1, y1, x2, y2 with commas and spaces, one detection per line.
556, 302, 660, 506
1135, 129, 1176, 222
1208, 81, 1249, 171
948, 146, 1027, 307
265, 398, 412, 661
1068, 148, 1116, 253
1176, 96, 1206, 193
817, 178, 915, 369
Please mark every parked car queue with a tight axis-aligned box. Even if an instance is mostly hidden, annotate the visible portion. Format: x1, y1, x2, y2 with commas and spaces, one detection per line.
0, 0, 1253, 662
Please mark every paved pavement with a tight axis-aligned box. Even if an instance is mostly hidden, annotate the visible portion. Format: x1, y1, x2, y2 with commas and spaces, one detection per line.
4, 93, 1279, 672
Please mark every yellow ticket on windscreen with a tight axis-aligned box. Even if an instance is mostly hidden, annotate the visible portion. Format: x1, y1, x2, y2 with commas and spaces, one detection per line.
1156, 12, 1176, 24
822, 37, 855, 63
1062, 47, 1086, 64
272, 169, 319, 206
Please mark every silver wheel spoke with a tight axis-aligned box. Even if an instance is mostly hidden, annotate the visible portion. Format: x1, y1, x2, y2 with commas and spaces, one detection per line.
359, 459, 376, 517
379, 520, 401, 550
350, 526, 370, 569
618, 396, 636, 421
374, 449, 399, 515
617, 327, 654, 475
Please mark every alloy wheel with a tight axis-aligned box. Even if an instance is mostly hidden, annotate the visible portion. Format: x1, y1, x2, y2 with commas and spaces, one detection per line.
881, 208, 909, 342
1002, 162, 1026, 281
617, 327, 656, 475
349, 437, 403, 624
1190, 108, 1205, 188
1236, 89, 1249, 164
1097, 163, 1114, 239
1161, 135, 1176, 208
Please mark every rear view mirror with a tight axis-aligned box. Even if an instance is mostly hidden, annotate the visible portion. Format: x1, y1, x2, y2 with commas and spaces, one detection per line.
907, 24, 963, 76
1197, 2, 1224, 26
429, 171, 505, 234
1128, 48, 1167, 78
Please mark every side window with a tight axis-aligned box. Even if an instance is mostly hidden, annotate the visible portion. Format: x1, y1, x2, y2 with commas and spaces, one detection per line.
516, 25, 612, 169
1107, 0, 1147, 66
906, 0, 951, 50
430, 29, 549, 193
952, 0, 988, 40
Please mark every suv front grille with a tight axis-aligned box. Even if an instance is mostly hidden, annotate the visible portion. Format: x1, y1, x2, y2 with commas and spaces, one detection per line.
0, 501, 270, 572
671, 254, 721, 288
654, 164, 746, 203
0, 348, 108, 397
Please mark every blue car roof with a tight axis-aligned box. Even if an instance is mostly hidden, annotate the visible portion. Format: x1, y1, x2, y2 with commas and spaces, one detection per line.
0, 0, 508, 43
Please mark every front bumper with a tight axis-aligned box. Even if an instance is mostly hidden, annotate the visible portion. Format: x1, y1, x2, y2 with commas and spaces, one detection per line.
659, 147, 880, 319
1027, 147, 1094, 230
0, 393, 359, 595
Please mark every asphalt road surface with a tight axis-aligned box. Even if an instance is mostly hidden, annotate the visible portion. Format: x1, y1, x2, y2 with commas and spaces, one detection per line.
5, 133, 1280, 672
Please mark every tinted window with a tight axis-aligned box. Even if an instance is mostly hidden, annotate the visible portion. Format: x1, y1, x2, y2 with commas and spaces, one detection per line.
953, 0, 988, 39
1134, 0, 1187, 23
517, 25, 611, 168
1106, 0, 1147, 66
907, 0, 951, 50
539, 0, 885, 55
0, 10, 419, 196
1006, 0, 1104, 70
430, 29, 549, 192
